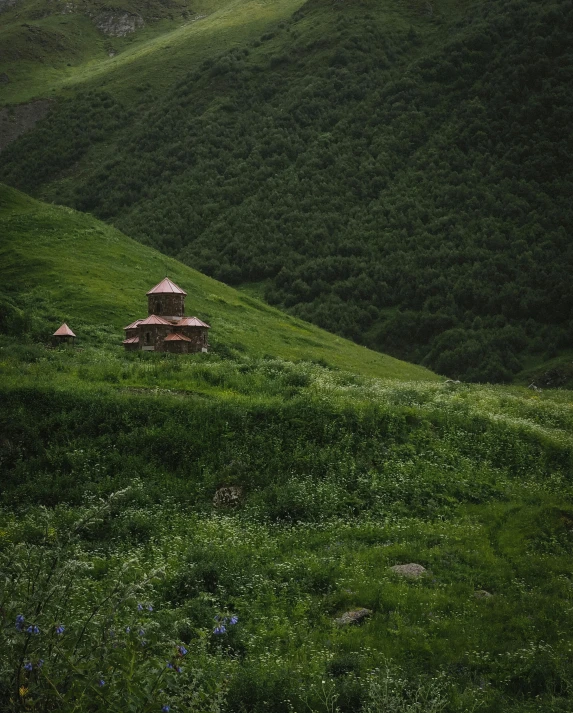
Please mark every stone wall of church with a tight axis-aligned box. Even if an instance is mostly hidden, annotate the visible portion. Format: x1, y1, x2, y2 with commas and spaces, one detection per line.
176, 327, 209, 352
138, 323, 173, 350
147, 294, 185, 319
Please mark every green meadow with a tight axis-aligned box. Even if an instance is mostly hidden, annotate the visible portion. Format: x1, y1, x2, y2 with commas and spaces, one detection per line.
1, 185, 573, 712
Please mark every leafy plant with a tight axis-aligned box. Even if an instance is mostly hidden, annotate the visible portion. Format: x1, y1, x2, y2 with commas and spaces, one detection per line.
0, 491, 224, 713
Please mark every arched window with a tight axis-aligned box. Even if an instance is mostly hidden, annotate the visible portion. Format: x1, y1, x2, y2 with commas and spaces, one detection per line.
155, 300, 162, 314
145, 332, 151, 345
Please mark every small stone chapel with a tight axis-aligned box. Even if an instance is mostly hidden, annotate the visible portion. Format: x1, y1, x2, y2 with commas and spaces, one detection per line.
123, 278, 210, 354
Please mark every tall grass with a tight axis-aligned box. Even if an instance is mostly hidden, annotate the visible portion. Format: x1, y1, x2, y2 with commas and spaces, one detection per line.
1, 340, 573, 711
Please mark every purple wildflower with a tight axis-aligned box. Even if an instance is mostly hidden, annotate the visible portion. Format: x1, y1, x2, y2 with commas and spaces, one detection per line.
166, 662, 174, 669
37, 659, 44, 669
125, 626, 131, 633
55, 625, 65, 635
229, 615, 238, 625
15, 615, 25, 631
98, 679, 105, 687
177, 645, 188, 657
24, 662, 33, 672
137, 603, 144, 611
162, 707, 170, 712
27, 625, 40, 635
147, 604, 153, 612
213, 625, 226, 635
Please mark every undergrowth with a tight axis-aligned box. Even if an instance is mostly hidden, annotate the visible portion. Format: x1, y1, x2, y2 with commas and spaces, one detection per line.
1, 337, 573, 712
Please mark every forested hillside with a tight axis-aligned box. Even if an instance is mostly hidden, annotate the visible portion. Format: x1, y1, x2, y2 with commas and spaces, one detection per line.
2, 0, 573, 381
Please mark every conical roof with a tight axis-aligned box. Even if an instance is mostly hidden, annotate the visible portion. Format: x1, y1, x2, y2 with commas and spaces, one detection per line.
176, 317, 211, 328
147, 278, 186, 295
53, 323, 76, 337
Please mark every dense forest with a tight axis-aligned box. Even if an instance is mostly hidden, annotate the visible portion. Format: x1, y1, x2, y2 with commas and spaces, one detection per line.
2, 0, 573, 381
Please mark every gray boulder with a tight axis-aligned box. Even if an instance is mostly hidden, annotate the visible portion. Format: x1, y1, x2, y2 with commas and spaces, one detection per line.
213, 486, 243, 508
390, 563, 427, 579
335, 609, 372, 626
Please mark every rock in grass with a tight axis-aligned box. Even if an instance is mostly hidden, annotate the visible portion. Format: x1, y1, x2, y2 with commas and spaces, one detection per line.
213, 486, 243, 508
390, 563, 427, 579
474, 590, 493, 599
335, 609, 372, 626
94, 11, 144, 37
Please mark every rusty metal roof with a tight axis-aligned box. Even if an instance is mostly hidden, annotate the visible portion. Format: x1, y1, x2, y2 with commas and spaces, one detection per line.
122, 336, 140, 344
123, 319, 143, 330
146, 277, 187, 296
164, 332, 193, 342
138, 315, 172, 325
53, 323, 76, 337
175, 317, 211, 328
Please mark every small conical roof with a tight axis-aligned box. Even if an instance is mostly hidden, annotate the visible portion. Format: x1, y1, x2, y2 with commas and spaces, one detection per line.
147, 277, 186, 295
123, 319, 143, 330
53, 323, 76, 337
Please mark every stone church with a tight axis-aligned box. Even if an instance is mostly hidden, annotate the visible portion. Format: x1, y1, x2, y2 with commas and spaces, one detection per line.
123, 278, 210, 353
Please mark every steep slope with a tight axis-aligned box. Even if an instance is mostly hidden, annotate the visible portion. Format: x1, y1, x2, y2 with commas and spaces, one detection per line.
2, 0, 572, 382
0, 183, 436, 380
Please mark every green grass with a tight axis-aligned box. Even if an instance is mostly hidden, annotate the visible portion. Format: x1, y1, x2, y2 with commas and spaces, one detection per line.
0, 0, 307, 105
514, 350, 573, 390
1, 184, 573, 711
0, 183, 436, 381
2, 13, 573, 705
1, 374, 573, 711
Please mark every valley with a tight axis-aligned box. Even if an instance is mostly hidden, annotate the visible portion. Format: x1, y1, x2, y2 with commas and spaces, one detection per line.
1, 0, 572, 383
1, 0, 573, 710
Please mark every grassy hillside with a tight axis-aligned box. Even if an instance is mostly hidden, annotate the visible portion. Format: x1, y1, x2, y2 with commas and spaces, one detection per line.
2, 334, 573, 711
0, 183, 435, 381
2, 0, 572, 383
2, 192, 573, 711
3, 4, 573, 710
0, 0, 306, 105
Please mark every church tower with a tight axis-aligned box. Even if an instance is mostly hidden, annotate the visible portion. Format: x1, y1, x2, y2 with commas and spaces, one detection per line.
146, 277, 186, 322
